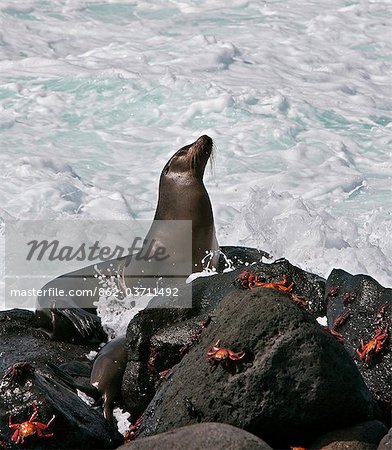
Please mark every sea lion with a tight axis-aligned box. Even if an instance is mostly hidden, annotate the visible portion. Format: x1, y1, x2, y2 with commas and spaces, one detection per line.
35, 135, 219, 342
88, 135, 220, 421
90, 337, 127, 424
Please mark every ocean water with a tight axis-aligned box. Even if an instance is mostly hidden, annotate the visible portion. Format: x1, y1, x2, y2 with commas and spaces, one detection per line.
1, 0, 391, 311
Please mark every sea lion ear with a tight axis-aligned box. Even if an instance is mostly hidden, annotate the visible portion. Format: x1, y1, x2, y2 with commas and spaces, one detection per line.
163, 166, 169, 175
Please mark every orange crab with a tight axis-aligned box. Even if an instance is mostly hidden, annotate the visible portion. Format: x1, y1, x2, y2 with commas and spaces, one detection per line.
258, 274, 294, 293
236, 271, 294, 293
9, 403, 55, 445
356, 325, 389, 365
206, 340, 245, 366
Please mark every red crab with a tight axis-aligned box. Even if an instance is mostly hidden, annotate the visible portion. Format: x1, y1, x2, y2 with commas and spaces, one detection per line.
159, 368, 171, 380
2, 361, 34, 383
327, 286, 339, 297
236, 271, 294, 293
206, 340, 245, 366
343, 291, 356, 306
147, 346, 157, 373
9, 403, 55, 445
332, 310, 351, 330
235, 270, 267, 289
375, 303, 388, 328
322, 326, 344, 343
290, 293, 309, 310
356, 325, 389, 365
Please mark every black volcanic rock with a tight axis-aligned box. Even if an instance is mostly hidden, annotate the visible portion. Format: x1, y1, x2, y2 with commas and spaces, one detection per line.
325, 269, 391, 410
195, 256, 326, 317
0, 364, 122, 449
136, 287, 379, 448
0, 309, 122, 449
239, 257, 327, 316
118, 422, 272, 450
0, 309, 98, 373
121, 254, 326, 417
218, 245, 271, 271
121, 264, 249, 416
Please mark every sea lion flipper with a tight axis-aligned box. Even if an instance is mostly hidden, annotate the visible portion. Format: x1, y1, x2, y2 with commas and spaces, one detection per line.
35, 306, 106, 344
60, 308, 105, 340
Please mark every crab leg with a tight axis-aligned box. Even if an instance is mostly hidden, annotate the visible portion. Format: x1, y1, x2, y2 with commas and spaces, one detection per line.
29, 403, 39, 422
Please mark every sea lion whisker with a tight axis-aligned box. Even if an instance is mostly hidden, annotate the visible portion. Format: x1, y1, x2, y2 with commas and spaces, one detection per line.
208, 145, 216, 176
188, 143, 199, 174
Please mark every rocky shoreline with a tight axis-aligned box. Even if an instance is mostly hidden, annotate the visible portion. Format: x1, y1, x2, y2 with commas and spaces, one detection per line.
0, 247, 390, 449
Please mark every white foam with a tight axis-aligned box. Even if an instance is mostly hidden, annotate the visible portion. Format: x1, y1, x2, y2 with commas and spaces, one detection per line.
0, 0, 391, 316
113, 407, 132, 435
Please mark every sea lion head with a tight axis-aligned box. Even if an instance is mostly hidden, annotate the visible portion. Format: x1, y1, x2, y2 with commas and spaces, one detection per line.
161, 135, 214, 181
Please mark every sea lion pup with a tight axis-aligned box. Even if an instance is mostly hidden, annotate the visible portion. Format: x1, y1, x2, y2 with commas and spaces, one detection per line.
90, 337, 127, 424
35, 135, 218, 342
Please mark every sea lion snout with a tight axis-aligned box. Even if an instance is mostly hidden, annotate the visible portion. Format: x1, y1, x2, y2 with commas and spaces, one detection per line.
162, 135, 214, 179
194, 135, 213, 152
192, 135, 213, 160
188, 135, 214, 177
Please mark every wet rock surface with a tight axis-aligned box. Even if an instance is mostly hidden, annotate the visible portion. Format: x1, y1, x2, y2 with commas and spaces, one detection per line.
0, 309, 98, 375
1, 248, 390, 450
118, 422, 273, 450
121, 256, 326, 418
309, 420, 388, 450
135, 287, 379, 448
218, 246, 271, 271
325, 269, 391, 413
0, 363, 123, 449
